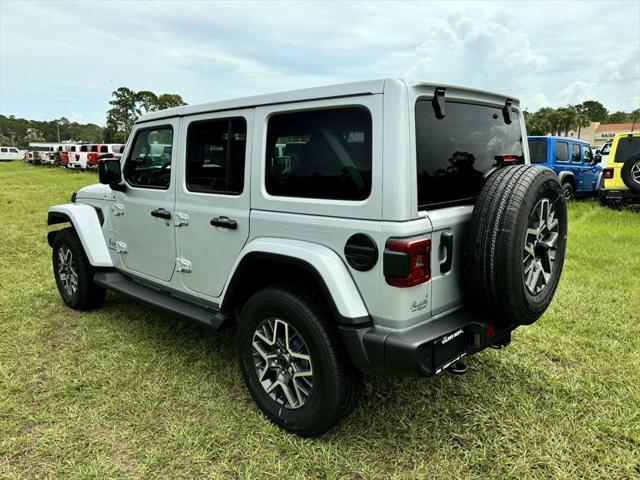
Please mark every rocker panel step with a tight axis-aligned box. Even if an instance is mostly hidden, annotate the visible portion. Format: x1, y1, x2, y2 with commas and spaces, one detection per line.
93, 271, 227, 330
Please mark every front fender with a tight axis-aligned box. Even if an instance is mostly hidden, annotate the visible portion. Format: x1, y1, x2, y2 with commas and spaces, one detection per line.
48, 203, 113, 267
221, 238, 369, 320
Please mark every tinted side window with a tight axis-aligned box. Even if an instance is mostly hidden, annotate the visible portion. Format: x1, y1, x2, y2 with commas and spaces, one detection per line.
0, 148, 7, 153
186, 118, 247, 194
124, 126, 173, 189
555, 142, 569, 162
100, 145, 108, 153
528, 139, 547, 164
571, 143, 581, 163
265, 107, 372, 201
10, 148, 18, 153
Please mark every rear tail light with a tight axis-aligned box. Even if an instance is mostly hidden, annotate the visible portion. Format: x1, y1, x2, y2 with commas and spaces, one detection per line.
501, 154, 519, 165
384, 237, 431, 287
603, 168, 614, 179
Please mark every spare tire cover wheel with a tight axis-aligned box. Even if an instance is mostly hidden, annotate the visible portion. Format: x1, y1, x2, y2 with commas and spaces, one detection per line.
621, 153, 640, 193
466, 165, 568, 328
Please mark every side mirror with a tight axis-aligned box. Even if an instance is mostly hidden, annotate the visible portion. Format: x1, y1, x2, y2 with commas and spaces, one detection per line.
595, 149, 601, 155
98, 158, 126, 191
594, 154, 602, 164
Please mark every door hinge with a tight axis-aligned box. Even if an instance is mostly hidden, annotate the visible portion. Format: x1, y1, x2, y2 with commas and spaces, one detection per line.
115, 241, 128, 253
175, 258, 192, 273
110, 204, 125, 216
174, 212, 189, 227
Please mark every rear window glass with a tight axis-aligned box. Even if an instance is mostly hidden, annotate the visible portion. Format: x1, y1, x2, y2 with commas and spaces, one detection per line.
555, 142, 569, 162
528, 139, 547, 164
415, 100, 523, 209
100, 145, 109, 153
79, 145, 88, 152
614, 136, 640, 163
90, 145, 99, 152
265, 107, 372, 201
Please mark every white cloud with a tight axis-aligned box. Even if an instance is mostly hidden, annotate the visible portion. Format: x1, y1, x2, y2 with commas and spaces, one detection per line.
0, 0, 638, 124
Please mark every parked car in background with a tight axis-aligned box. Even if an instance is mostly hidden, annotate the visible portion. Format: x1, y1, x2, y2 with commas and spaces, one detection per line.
528, 136, 602, 200
67, 144, 91, 170
86, 144, 101, 169
600, 132, 640, 207
595, 141, 613, 166
28, 144, 54, 165
99, 143, 125, 159
0, 146, 23, 161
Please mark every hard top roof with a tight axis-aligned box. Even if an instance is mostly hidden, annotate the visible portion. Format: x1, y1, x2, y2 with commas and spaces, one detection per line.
137, 78, 520, 124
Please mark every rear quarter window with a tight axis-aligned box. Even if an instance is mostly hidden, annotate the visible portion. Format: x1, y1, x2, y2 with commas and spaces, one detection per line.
555, 142, 569, 162
265, 107, 372, 201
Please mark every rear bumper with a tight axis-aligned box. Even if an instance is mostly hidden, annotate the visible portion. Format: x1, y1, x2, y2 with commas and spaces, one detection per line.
599, 188, 640, 203
339, 308, 511, 377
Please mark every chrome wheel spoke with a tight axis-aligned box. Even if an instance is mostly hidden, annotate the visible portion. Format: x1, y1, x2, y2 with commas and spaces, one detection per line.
251, 317, 314, 410
523, 198, 559, 295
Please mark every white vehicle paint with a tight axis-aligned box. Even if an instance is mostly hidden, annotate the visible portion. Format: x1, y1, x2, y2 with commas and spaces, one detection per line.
0, 146, 22, 161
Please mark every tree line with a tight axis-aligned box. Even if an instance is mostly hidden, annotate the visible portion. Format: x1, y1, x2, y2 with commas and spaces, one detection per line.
524, 100, 640, 137
0, 87, 186, 147
1, 90, 638, 147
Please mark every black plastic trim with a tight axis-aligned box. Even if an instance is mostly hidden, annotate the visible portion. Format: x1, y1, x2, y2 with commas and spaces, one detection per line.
344, 233, 378, 271
222, 252, 372, 326
338, 308, 515, 376
383, 249, 409, 278
432, 87, 446, 119
440, 231, 453, 274
93, 271, 227, 329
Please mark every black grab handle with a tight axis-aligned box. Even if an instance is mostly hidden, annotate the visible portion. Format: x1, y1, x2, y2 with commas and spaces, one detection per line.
210, 216, 237, 230
150, 208, 171, 220
440, 231, 453, 273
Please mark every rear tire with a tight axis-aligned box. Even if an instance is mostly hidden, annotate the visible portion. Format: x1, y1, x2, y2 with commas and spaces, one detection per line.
621, 153, 640, 193
465, 165, 568, 328
237, 287, 362, 437
562, 182, 574, 201
52, 228, 106, 310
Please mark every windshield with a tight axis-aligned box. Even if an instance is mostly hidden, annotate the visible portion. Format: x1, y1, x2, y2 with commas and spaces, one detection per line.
613, 136, 640, 163
528, 139, 548, 164
416, 100, 524, 209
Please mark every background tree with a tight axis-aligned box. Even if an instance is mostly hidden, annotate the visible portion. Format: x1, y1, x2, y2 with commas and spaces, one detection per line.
104, 87, 187, 142
577, 100, 608, 122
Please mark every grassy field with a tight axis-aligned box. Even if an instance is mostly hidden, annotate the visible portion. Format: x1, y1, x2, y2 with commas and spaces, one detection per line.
1, 161, 639, 479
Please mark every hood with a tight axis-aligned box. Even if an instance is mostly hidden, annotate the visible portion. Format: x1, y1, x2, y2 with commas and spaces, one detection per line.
76, 183, 115, 201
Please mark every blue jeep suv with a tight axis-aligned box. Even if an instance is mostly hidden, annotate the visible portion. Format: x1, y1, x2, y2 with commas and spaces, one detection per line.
527, 136, 603, 200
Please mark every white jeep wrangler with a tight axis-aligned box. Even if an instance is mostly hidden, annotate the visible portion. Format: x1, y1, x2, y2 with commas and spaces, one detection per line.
48, 79, 567, 437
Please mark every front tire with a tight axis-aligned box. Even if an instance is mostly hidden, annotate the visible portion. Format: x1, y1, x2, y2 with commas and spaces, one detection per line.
52, 228, 106, 310
238, 287, 362, 437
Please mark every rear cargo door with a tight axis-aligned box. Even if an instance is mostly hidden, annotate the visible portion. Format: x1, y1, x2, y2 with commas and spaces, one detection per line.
415, 97, 525, 316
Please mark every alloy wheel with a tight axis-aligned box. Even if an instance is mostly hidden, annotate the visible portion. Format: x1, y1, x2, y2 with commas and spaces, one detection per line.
632, 161, 640, 185
523, 198, 559, 295
57, 245, 78, 296
252, 318, 313, 409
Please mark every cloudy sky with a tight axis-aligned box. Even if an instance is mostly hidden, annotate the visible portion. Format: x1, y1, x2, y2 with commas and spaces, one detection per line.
1, 0, 639, 125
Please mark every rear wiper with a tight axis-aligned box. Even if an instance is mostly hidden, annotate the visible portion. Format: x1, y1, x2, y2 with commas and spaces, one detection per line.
432, 87, 446, 119
502, 99, 513, 124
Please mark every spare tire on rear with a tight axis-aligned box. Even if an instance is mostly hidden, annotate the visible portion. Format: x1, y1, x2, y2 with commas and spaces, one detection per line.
620, 152, 640, 193
465, 165, 568, 328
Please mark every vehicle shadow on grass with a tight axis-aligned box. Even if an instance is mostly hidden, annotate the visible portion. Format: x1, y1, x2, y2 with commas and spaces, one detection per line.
101, 292, 535, 449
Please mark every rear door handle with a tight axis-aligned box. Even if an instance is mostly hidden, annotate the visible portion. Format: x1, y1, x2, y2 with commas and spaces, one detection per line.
440, 232, 453, 273
150, 208, 172, 220
210, 216, 237, 230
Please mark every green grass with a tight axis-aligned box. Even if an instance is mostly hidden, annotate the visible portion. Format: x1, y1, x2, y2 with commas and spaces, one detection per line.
1, 161, 639, 479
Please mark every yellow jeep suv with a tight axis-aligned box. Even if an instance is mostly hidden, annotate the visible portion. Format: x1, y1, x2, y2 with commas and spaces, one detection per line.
599, 132, 640, 207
